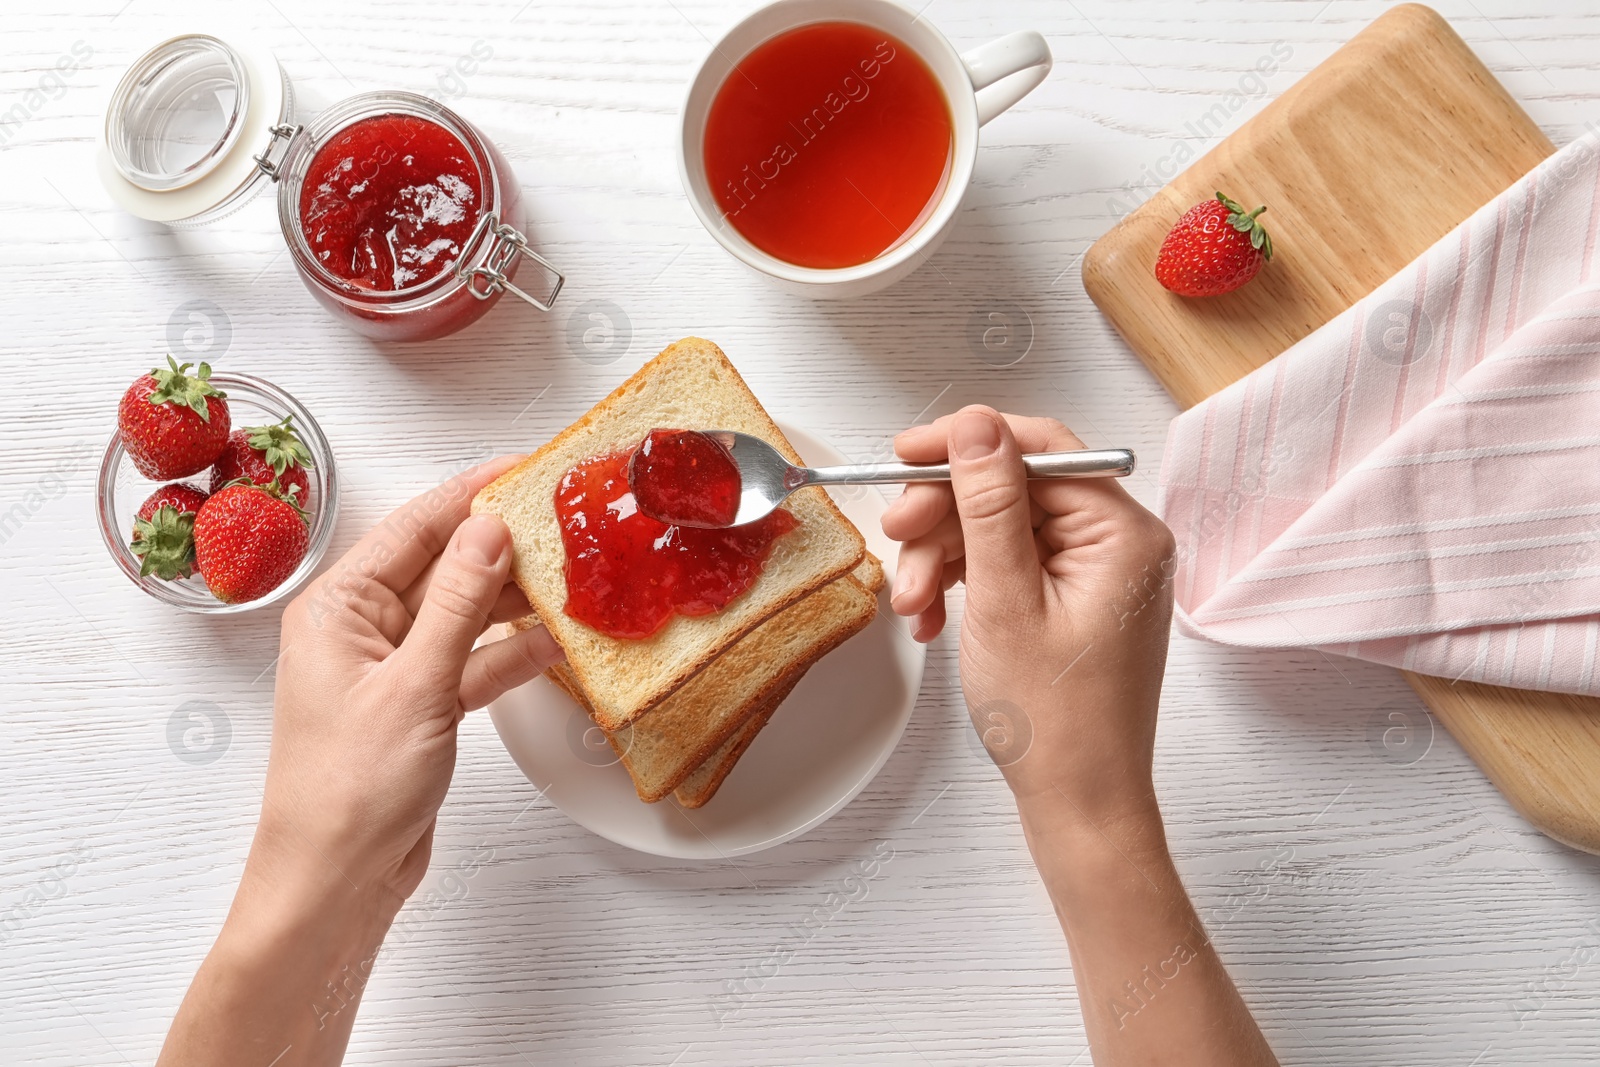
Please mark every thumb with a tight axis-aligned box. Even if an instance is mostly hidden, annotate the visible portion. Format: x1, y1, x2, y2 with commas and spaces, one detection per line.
948, 407, 1042, 614
402, 514, 514, 690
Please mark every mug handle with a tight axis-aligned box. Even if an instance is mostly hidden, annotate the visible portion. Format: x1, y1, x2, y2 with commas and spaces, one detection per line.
961, 31, 1053, 127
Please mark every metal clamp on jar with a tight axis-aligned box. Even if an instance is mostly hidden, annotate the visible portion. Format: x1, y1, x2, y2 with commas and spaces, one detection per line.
98, 31, 563, 342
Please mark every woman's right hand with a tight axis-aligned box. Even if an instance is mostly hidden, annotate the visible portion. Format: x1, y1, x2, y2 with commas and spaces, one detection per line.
881, 405, 1177, 820
884, 406, 1278, 1066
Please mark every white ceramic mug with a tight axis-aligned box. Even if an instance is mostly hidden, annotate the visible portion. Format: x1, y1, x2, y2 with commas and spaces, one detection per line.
678, 0, 1052, 299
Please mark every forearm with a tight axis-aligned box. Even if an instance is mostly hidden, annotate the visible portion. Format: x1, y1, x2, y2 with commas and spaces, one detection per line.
1019, 795, 1277, 1067
157, 830, 401, 1067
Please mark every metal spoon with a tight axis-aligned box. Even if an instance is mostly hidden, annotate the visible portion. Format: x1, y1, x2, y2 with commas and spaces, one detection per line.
631, 429, 1136, 529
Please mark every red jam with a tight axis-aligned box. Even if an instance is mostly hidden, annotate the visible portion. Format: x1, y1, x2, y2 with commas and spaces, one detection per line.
628, 429, 741, 528
556, 441, 798, 640
298, 113, 484, 291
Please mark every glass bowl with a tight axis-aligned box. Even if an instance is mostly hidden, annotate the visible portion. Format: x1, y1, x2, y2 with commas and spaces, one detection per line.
97, 372, 339, 613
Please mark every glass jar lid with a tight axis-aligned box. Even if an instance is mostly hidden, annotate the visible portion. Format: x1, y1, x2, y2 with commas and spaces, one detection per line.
98, 31, 292, 225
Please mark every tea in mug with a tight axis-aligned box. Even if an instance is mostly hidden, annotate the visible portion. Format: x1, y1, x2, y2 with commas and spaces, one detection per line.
704, 22, 954, 269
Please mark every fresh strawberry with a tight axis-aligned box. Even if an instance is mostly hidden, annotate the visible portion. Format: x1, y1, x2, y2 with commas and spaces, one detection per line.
118, 356, 231, 479
193, 482, 310, 604
210, 415, 314, 501
1154, 192, 1274, 298
130, 483, 209, 581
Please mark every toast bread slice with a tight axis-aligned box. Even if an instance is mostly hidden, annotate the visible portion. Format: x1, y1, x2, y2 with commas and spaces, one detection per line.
672, 675, 800, 809
534, 556, 880, 802
606, 557, 879, 801
532, 652, 782, 810
474, 337, 866, 730
672, 557, 886, 808
515, 555, 883, 804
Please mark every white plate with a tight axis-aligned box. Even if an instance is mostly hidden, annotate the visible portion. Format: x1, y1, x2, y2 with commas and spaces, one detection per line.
487, 423, 926, 858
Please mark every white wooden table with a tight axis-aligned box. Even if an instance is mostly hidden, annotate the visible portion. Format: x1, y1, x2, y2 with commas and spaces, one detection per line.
4, 1, 1600, 1063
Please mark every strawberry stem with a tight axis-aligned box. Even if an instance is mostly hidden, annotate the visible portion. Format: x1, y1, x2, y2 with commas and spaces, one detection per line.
1216, 191, 1273, 262
244, 414, 314, 477
131, 504, 197, 580
147, 355, 227, 422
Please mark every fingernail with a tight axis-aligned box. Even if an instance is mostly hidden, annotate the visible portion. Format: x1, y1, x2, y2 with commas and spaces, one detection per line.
458, 514, 507, 567
889, 567, 913, 610
952, 410, 1001, 460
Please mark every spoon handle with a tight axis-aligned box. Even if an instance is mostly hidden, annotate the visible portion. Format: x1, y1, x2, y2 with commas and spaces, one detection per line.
800, 448, 1136, 486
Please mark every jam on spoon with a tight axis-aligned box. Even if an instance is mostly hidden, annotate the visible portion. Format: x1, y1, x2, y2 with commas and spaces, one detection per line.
555, 431, 795, 640
628, 429, 742, 528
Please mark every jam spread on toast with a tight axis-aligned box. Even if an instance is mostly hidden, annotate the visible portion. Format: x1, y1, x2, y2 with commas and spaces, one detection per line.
556, 438, 796, 639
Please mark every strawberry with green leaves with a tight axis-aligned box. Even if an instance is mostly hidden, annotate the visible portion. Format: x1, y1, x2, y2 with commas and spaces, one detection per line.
193, 482, 310, 604
130, 483, 209, 581
210, 414, 315, 501
1155, 192, 1275, 298
118, 356, 231, 479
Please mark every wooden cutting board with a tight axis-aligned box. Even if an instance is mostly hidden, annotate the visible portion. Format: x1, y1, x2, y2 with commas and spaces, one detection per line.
1081, 4, 1600, 854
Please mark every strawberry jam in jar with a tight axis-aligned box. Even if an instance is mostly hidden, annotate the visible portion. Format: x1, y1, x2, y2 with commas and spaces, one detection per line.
299, 113, 484, 293
99, 35, 563, 343
274, 92, 562, 341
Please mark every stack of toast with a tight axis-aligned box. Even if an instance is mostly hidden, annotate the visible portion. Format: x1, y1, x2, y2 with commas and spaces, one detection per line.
476, 338, 881, 807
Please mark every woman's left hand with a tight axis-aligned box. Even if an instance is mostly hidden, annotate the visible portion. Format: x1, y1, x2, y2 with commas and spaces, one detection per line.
158, 457, 563, 1067
257, 454, 563, 908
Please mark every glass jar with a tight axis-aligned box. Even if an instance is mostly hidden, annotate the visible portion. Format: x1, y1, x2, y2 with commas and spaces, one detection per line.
271, 91, 552, 341
98, 32, 562, 342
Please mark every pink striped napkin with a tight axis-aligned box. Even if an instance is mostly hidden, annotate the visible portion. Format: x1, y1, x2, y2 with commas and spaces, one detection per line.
1158, 132, 1600, 696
